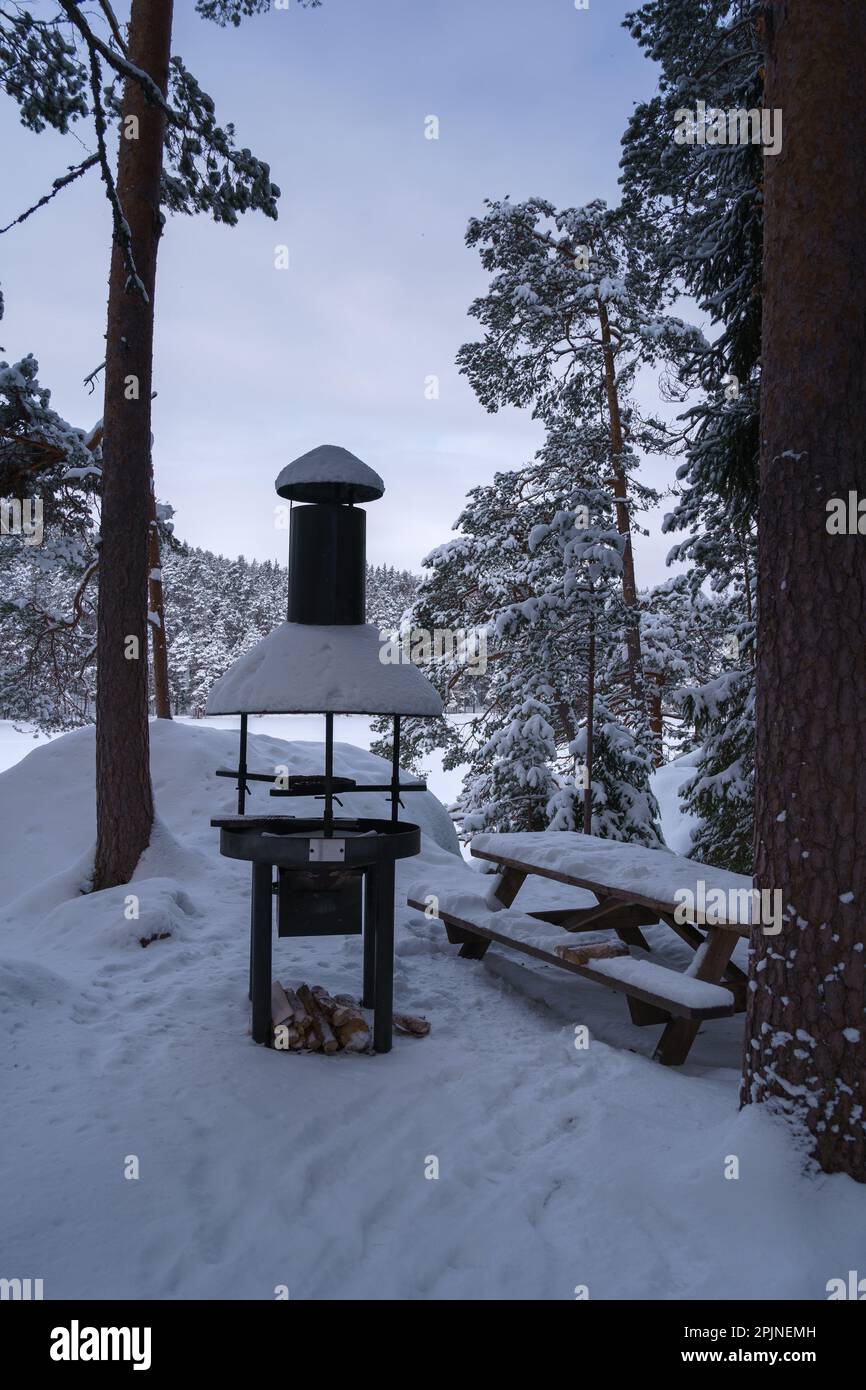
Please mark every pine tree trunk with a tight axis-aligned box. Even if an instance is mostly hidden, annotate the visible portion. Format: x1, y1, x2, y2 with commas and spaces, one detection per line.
147, 487, 172, 719
645, 671, 664, 767
742, 0, 866, 1180
93, 0, 174, 889
597, 297, 644, 704
583, 600, 595, 835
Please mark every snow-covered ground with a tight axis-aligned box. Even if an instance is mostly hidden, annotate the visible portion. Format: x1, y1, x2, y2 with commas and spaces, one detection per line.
0, 719, 55, 775
1, 720, 863, 1300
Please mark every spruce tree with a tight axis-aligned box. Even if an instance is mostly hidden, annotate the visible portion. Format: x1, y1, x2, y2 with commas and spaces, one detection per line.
621, 0, 762, 866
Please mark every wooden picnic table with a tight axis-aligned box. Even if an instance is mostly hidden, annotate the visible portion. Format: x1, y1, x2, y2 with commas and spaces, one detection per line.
408, 832, 753, 1066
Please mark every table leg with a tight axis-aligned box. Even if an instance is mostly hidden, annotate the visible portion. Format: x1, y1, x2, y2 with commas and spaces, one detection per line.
250, 861, 273, 1045
373, 860, 395, 1054
453, 866, 524, 960
660, 913, 747, 985
492, 866, 526, 907
653, 925, 737, 1065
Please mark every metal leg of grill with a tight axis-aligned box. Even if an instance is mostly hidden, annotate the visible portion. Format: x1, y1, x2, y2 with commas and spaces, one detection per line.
250, 861, 273, 1045
373, 860, 395, 1054
248, 884, 254, 1002
362, 867, 377, 1009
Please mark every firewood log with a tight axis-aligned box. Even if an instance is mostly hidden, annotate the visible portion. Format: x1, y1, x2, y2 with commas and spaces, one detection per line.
334, 993, 359, 1008
332, 1003, 365, 1028
271, 982, 293, 1027
553, 940, 630, 966
311, 985, 339, 1018
336, 1015, 371, 1052
283, 985, 312, 1035
272, 1022, 301, 1050
392, 1012, 431, 1038
298, 984, 339, 1053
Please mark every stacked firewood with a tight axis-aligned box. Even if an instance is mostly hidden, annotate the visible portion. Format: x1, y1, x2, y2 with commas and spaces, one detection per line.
270, 981, 430, 1054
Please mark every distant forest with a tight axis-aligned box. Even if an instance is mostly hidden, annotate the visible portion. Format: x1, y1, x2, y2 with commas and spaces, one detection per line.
0, 541, 419, 726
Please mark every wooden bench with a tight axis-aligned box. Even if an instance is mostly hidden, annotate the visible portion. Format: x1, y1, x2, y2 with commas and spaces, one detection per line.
407, 893, 738, 1027
408, 831, 752, 1065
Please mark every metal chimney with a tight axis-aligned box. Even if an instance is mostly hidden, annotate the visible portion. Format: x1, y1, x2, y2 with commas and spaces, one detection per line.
277, 444, 385, 626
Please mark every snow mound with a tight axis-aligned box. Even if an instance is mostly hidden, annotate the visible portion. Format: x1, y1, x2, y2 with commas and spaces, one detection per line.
38, 877, 202, 953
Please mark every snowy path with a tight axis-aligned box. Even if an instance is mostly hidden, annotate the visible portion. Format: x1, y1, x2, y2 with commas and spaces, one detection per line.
1, 722, 862, 1299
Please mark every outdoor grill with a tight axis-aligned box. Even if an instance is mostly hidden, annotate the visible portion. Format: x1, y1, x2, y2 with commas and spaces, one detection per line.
208, 445, 442, 1052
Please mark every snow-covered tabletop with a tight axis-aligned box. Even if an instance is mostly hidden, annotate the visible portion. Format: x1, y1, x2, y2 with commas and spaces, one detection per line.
470, 831, 753, 930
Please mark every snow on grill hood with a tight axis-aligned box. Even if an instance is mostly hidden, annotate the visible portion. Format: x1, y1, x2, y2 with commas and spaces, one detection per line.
205, 622, 444, 716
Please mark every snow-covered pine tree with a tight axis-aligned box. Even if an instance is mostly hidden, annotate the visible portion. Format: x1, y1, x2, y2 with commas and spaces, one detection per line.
620, 0, 763, 517
366, 565, 419, 631
377, 420, 663, 845
458, 195, 703, 706
620, 0, 762, 865
571, 693, 663, 848
677, 661, 755, 874
639, 574, 721, 764
665, 539, 756, 869
0, 351, 101, 727
460, 693, 564, 836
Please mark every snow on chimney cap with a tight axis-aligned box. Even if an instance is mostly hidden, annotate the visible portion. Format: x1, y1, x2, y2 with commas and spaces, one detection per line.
275, 444, 385, 504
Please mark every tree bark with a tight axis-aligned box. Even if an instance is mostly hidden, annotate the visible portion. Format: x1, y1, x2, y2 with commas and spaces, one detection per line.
645, 670, 664, 767
583, 600, 595, 835
742, 0, 866, 1181
598, 296, 644, 705
147, 486, 172, 719
93, 0, 174, 889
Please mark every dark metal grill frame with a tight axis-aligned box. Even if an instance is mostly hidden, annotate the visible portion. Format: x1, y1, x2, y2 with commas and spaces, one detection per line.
211, 815, 422, 1052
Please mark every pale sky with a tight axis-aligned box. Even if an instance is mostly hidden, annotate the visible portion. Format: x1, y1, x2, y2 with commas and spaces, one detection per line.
1, 0, 694, 585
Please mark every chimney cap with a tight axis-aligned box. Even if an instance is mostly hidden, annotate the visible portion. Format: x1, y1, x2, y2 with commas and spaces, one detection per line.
275, 444, 385, 504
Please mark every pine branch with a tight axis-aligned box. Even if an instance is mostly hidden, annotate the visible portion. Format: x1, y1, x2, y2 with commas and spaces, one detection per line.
0, 153, 98, 235
56, 0, 170, 117
84, 39, 148, 301
96, 0, 127, 54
